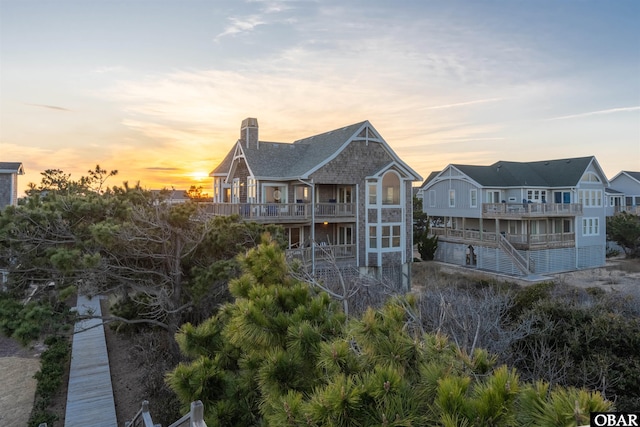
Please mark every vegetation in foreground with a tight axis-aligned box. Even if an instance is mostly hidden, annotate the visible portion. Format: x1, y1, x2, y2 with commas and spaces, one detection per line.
2, 165, 639, 424
167, 238, 613, 426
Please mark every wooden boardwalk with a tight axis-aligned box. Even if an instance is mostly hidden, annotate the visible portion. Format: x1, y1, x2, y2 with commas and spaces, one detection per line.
65, 295, 117, 427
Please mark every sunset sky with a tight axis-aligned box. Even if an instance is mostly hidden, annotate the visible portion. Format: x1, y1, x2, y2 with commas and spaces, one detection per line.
1, 0, 639, 197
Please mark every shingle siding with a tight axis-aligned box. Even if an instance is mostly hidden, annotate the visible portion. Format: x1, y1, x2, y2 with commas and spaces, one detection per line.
309, 140, 392, 183
0, 174, 18, 209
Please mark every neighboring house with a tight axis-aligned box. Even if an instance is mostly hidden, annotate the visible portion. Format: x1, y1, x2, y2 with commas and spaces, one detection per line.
419, 156, 608, 277
150, 189, 191, 204
208, 118, 422, 290
608, 171, 640, 215
0, 162, 25, 210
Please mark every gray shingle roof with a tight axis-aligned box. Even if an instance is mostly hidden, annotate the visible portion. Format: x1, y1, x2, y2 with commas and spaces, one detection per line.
419, 171, 440, 188
212, 121, 370, 179
242, 121, 367, 178
209, 146, 236, 176
622, 171, 640, 183
453, 156, 595, 187
0, 162, 24, 173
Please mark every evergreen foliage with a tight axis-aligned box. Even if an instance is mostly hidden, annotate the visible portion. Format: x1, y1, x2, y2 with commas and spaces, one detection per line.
413, 195, 438, 260
606, 212, 640, 257
0, 167, 283, 334
508, 282, 640, 411
168, 237, 611, 426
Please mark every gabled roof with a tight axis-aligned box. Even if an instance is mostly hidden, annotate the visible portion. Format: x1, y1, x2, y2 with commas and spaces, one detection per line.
611, 171, 640, 184
211, 120, 421, 181
423, 156, 604, 189
419, 171, 440, 188
0, 162, 24, 174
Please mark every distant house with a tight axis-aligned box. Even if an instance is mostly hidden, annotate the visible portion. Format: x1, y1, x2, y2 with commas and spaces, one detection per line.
419, 156, 608, 277
150, 189, 191, 204
608, 171, 640, 216
208, 118, 422, 290
0, 162, 25, 210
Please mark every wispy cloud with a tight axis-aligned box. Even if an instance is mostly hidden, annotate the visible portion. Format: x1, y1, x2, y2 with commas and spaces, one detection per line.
215, 15, 266, 40
547, 106, 640, 121
93, 66, 126, 74
248, 0, 294, 14
26, 103, 72, 112
426, 98, 505, 110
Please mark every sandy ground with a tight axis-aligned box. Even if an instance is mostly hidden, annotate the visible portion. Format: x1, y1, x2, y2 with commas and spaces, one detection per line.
0, 336, 41, 427
549, 258, 640, 294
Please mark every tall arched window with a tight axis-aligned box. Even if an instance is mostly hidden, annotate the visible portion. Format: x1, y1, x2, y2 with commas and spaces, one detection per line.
382, 171, 400, 205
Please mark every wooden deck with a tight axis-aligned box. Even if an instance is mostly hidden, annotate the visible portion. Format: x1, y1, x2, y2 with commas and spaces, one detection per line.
65, 295, 117, 427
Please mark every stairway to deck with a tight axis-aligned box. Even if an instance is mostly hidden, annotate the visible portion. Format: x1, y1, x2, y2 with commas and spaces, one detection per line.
64, 295, 117, 427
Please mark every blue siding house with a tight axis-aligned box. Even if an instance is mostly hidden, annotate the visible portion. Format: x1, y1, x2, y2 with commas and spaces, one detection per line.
418, 156, 608, 277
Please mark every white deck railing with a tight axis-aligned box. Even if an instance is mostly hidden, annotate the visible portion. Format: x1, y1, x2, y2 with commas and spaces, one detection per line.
483, 202, 583, 217
203, 202, 355, 221
431, 228, 575, 249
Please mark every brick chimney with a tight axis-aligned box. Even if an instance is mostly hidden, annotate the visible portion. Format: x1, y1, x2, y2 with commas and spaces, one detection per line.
240, 118, 259, 149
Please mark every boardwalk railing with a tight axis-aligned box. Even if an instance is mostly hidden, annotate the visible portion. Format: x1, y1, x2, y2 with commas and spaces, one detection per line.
125, 400, 207, 427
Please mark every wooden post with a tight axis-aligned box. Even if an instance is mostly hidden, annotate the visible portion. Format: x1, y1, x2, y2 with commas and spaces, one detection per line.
191, 400, 206, 427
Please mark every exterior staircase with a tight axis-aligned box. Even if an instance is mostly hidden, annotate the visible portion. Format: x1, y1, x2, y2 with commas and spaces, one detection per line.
498, 233, 535, 275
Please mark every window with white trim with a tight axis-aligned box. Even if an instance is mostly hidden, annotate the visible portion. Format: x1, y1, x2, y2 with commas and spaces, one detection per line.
381, 225, 401, 248
470, 189, 477, 208
232, 178, 240, 203
579, 190, 602, 207
369, 226, 377, 248
581, 172, 601, 183
428, 190, 436, 207
382, 171, 400, 205
526, 189, 547, 203
582, 217, 599, 236
247, 178, 257, 203
368, 183, 377, 205
449, 189, 455, 207
213, 178, 222, 203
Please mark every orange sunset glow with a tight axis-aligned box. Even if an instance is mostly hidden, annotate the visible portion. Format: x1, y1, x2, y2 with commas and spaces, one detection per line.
1, 1, 638, 197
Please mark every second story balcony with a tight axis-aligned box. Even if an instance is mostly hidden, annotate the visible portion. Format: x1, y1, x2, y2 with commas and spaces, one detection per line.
614, 205, 640, 215
482, 202, 583, 218
204, 202, 356, 223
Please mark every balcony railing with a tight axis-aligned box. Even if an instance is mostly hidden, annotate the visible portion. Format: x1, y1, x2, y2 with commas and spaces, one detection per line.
286, 244, 356, 266
204, 202, 356, 222
431, 227, 575, 249
482, 202, 582, 217
614, 205, 640, 215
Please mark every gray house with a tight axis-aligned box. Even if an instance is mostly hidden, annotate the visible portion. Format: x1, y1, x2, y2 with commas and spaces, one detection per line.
208, 118, 422, 290
419, 156, 608, 276
607, 171, 640, 216
0, 162, 25, 210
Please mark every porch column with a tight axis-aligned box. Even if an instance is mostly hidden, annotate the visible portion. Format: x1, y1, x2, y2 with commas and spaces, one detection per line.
462, 217, 466, 238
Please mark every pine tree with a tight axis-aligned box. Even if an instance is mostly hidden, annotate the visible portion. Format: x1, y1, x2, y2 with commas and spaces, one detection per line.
167, 236, 612, 426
